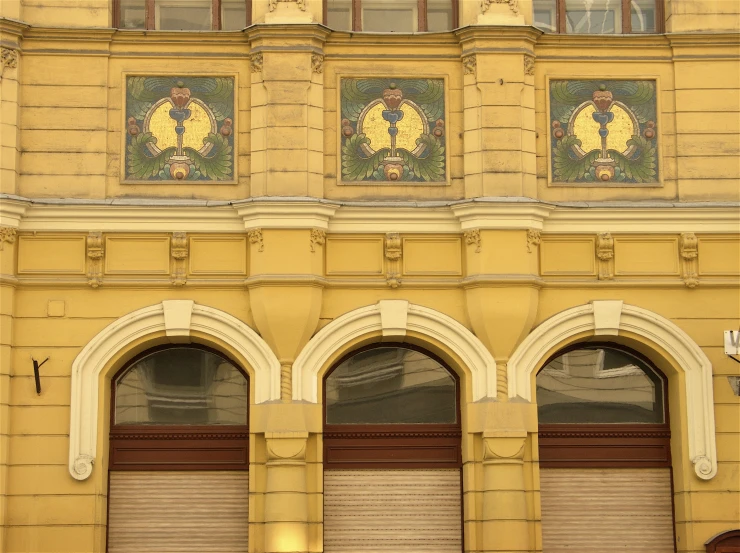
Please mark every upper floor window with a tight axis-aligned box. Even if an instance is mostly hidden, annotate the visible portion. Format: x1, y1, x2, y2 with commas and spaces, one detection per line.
534, 0, 661, 33
115, 0, 251, 30
325, 0, 457, 32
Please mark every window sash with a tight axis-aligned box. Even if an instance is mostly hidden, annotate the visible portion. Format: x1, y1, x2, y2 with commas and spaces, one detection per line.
324, 0, 458, 32
533, 0, 662, 33
114, 0, 252, 30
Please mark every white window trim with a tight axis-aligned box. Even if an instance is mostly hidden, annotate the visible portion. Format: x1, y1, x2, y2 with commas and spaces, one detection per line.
508, 300, 718, 480
68, 300, 280, 481
292, 299, 497, 403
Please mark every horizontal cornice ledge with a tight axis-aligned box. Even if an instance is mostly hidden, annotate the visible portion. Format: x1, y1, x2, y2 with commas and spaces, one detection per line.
0, 197, 29, 228
452, 200, 555, 231
234, 198, 340, 230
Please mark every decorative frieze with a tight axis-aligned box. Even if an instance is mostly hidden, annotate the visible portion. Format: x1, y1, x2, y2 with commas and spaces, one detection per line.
385, 232, 402, 289
680, 232, 699, 288
310, 229, 326, 253
465, 229, 482, 253
462, 54, 477, 76
86, 232, 104, 288
0, 226, 17, 250
596, 232, 614, 280
481, 0, 520, 16
248, 229, 264, 252
526, 229, 541, 253
171, 232, 188, 286
268, 0, 306, 11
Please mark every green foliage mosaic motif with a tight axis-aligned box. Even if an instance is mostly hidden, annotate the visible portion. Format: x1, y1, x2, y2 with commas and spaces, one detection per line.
125, 77, 235, 182
549, 80, 659, 184
340, 78, 446, 183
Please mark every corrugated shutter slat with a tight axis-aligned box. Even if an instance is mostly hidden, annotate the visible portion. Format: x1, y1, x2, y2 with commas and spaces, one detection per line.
108, 471, 248, 553
540, 468, 675, 553
324, 469, 462, 552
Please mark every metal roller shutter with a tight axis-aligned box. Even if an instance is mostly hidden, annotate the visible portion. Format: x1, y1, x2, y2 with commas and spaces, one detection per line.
108, 471, 248, 552
324, 469, 462, 552
540, 468, 675, 553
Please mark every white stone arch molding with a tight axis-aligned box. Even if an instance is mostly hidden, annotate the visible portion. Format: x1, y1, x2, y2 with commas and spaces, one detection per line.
292, 299, 497, 404
507, 300, 718, 480
68, 300, 281, 481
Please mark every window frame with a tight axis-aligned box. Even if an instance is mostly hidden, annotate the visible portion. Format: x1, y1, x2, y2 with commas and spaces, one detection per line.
323, 0, 459, 32
113, 0, 252, 30
323, 343, 462, 469
536, 343, 671, 469
109, 344, 250, 471
537, 0, 664, 33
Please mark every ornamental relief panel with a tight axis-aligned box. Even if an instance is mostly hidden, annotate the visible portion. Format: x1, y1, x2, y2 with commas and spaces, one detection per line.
125, 76, 235, 183
549, 79, 659, 186
340, 78, 446, 184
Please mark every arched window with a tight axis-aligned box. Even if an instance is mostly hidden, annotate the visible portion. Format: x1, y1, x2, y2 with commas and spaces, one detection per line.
323, 345, 462, 551
325, 0, 457, 32
706, 530, 740, 553
537, 344, 675, 552
108, 346, 249, 552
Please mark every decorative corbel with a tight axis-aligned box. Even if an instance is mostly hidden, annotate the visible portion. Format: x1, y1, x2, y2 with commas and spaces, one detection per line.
1, 47, 18, 80
462, 54, 477, 76
171, 232, 188, 286
248, 228, 264, 252
465, 229, 482, 253
86, 232, 104, 288
596, 232, 614, 280
526, 229, 541, 253
265, 432, 308, 466
385, 232, 402, 289
311, 54, 324, 74
250, 53, 263, 74
523, 55, 535, 76
0, 226, 17, 251
680, 232, 699, 288
310, 229, 326, 253
483, 431, 527, 465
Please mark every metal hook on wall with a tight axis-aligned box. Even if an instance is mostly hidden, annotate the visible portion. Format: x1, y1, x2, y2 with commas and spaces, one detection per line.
31, 357, 49, 395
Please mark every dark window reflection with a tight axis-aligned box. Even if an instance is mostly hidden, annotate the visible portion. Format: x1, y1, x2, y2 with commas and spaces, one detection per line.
326, 347, 457, 424
536, 347, 664, 424
115, 348, 247, 425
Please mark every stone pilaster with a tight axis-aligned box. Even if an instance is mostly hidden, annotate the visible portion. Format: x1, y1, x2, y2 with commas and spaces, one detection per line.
0, 19, 24, 195
248, 26, 329, 197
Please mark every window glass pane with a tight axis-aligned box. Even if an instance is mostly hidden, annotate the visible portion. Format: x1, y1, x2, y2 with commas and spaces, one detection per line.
326, 347, 457, 424
327, 0, 352, 29
120, 0, 146, 28
533, 0, 557, 31
427, 0, 453, 31
631, 0, 656, 32
362, 0, 416, 32
536, 347, 664, 424
222, 0, 248, 29
565, 0, 621, 33
157, 0, 212, 30
115, 348, 248, 425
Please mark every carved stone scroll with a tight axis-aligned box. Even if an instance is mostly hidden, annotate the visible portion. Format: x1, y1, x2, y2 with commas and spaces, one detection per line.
462, 54, 477, 76
1, 47, 18, 80
680, 232, 699, 288
248, 229, 264, 252
310, 229, 326, 253
311, 54, 324, 74
596, 232, 614, 280
481, 0, 520, 16
268, 0, 306, 11
465, 229, 482, 253
524, 55, 535, 76
0, 226, 17, 251
250, 53, 263, 74
171, 232, 188, 286
526, 229, 541, 253
86, 232, 104, 288
385, 233, 402, 288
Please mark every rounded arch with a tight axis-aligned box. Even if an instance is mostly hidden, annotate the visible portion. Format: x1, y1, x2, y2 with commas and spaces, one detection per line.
292, 299, 497, 403
508, 300, 717, 480
69, 300, 280, 481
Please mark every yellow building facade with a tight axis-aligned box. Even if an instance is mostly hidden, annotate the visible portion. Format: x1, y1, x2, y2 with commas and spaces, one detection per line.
0, 0, 739, 551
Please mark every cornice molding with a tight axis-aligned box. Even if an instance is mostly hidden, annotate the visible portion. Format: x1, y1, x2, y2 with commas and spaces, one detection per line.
2, 195, 739, 234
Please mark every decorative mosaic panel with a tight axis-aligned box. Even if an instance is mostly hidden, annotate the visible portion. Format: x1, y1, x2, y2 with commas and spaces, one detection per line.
549, 80, 659, 185
340, 79, 446, 183
125, 77, 235, 182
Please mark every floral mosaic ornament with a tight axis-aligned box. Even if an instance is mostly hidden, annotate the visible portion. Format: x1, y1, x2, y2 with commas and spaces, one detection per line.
549, 80, 659, 184
340, 79, 446, 183
125, 77, 234, 182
